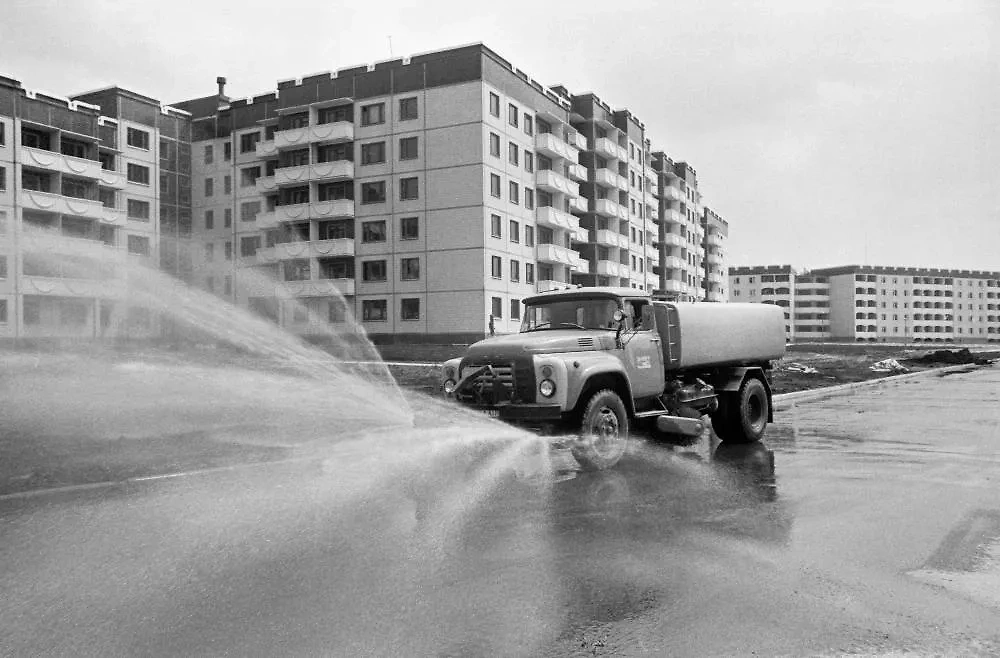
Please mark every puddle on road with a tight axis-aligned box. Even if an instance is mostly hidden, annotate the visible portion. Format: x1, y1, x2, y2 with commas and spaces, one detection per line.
908, 508, 1000, 610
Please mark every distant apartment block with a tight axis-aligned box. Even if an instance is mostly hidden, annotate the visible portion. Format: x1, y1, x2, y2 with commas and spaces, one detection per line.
0, 75, 190, 341
0, 43, 729, 344
729, 264, 1000, 343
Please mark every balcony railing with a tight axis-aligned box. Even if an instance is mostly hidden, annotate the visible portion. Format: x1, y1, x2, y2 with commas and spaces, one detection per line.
535, 169, 578, 197
594, 198, 618, 218
596, 260, 627, 278
571, 255, 589, 274
274, 238, 355, 260
535, 206, 580, 232
593, 168, 617, 188
567, 196, 588, 214
536, 242, 578, 265
594, 137, 618, 160
21, 146, 102, 180
534, 132, 575, 161
595, 229, 628, 249
283, 277, 355, 297
255, 175, 278, 195
21, 190, 104, 220
97, 169, 127, 189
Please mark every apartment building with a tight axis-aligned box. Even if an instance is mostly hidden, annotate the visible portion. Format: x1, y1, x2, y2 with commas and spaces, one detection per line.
173, 44, 724, 341
0, 75, 187, 341
702, 206, 728, 302
729, 264, 1000, 343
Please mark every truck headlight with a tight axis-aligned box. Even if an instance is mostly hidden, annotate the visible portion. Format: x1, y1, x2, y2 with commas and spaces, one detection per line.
539, 379, 556, 398
443, 379, 457, 395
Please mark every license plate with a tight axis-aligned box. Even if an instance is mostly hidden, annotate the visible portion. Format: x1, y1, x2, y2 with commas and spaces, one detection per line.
483, 409, 500, 418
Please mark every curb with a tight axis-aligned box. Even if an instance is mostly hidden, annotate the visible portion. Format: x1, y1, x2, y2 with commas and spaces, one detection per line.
772, 362, 986, 406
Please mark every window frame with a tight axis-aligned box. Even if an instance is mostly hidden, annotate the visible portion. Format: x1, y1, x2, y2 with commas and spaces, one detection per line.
399, 97, 418, 121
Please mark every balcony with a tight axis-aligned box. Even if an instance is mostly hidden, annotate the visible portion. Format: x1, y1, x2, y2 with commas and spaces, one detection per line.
311, 160, 354, 182
22, 190, 104, 220
256, 247, 278, 264
275, 238, 355, 260
706, 231, 724, 247
594, 137, 618, 160
312, 199, 355, 218
661, 186, 681, 202
535, 169, 578, 197
645, 271, 659, 287
100, 207, 127, 226
21, 146, 102, 180
267, 199, 355, 223
571, 225, 589, 243
97, 169, 127, 189
256, 211, 279, 230
536, 279, 574, 293
706, 252, 724, 266
535, 206, 580, 232
662, 209, 683, 225
660, 233, 683, 247
21, 275, 126, 299
567, 131, 587, 151
256, 139, 278, 158
571, 255, 590, 274
595, 229, 627, 249
616, 144, 629, 161
276, 202, 311, 223
274, 127, 310, 150
645, 244, 659, 259
661, 280, 684, 293
536, 243, 578, 266
566, 163, 587, 181
596, 260, 627, 278
594, 198, 618, 218
616, 204, 629, 221
616, 174, 629, 192
568, 196, 588, 214
284, 278, 356, 297
534, 132, 574, 161
311, 122, 354, 145
661, 256, 685, 270
255, 175, 278, 195
593, 168, 617, 188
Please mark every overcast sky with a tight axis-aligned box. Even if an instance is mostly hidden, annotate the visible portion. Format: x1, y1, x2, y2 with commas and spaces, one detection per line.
3, 0, 997, 271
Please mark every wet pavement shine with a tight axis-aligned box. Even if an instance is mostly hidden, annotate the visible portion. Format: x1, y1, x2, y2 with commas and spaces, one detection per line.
1, 365, 999, 656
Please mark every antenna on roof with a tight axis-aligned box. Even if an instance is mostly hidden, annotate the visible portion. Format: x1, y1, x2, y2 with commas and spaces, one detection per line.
388, 35, 393, 57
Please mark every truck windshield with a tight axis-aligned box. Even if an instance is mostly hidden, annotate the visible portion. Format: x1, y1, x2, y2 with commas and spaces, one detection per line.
521, 298, 621, 332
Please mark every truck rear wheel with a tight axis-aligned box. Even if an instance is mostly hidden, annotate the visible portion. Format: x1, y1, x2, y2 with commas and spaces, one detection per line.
572, 389, 629, 471
712, 378, 769, 444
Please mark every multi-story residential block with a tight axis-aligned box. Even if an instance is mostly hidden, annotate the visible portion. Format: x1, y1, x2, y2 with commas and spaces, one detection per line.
702, 206, 728, 302
0, 75, 187, 341
729, 264, 1000, 343
650, 155, 705, 301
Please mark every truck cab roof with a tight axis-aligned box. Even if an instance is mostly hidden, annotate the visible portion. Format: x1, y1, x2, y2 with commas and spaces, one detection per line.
523, 286, 649, 305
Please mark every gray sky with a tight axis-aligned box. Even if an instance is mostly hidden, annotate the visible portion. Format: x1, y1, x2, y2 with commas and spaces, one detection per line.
3, 0, 997, 271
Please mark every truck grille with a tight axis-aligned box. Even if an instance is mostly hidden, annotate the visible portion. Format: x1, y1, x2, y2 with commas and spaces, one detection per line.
458, 358, 535, 404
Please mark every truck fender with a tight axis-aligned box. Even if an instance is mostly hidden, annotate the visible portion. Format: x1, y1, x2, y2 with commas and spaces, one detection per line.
709, 367, 774, 422
565, 357, 635, 416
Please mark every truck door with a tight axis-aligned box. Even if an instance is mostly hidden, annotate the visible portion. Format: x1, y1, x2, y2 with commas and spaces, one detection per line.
622, 301, 665, 399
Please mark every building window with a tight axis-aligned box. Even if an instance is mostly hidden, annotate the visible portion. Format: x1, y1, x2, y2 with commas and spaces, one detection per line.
240, 236, 261, 257
489, 92, 500, 118
490, 174, 501, 198
205, 210, 214, 230
362, 220, 386, 243
525, 263, 534, 284
127, 234, 150, 256
240, 201, 261, 222
491, 296, 503, 319
399, 177, 419, 200
360, 103, 385, 126
126, 127, 150, 150
361, 181, 386, 204
0, 166, 5, 191
508, 103, 518, 127
361, 141, 386, 165
126, 198, 150, 220
0, 122, 4, 146
224, 142, 232, 160
508, 142, 518, 166
225, 241, 232, 261
224, 208, 232, 227
400, 216, 419, 240
126, 163, 150, 185
399, 136, 418, 160
489, 132, 500, 157
523, 114, 533, 135
524, 151, 534, 173
318, 181, 353, 201
491, 255, 502, 279
223, 175, 232, 194
204, 243, 214, 262
0, 299, 6, 324
510, 259, 520, 282
0, 256, 6, 279
399, 298, 420, 321
524, 188, 534, 210
240, 167, 260, 187
511, 299, 521, 320
400, 257, 420, 281
509, 181, 519, 205
491, 213, 502, 238
239, 132, 260, 153
362, 260, 387, 282
399, 97, 418, 121
283, 259, 310, 282
362, 300, 388, 322
204, 145, 213, 164
510, 220, 520, 243
525, 225, 534, 247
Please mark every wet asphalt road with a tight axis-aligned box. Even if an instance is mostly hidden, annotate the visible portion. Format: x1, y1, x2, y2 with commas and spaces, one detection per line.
1, 365, 999, 656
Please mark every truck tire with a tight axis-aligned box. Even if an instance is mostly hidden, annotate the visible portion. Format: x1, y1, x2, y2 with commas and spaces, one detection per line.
711, 378, 768, 444
572, 389, 629, 471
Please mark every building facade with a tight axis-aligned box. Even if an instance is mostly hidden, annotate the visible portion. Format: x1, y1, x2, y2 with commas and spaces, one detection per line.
729, 264, 1000, 343
0, 75, 189, 341
702, 206, 728, 302
0, 43, 729, 344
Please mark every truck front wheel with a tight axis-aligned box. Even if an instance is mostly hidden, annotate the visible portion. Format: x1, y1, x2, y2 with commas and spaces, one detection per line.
572, 389, 629, 471
712, 378, 769, 444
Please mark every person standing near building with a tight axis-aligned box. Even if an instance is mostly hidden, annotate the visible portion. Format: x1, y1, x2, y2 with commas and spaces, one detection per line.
488, 314, 495, 337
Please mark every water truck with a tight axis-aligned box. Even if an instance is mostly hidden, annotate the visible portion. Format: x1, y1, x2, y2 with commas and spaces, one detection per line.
441, 287, 786, 470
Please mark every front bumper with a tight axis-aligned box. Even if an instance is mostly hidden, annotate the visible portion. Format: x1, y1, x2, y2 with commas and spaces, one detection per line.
461, 402, 564, 422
